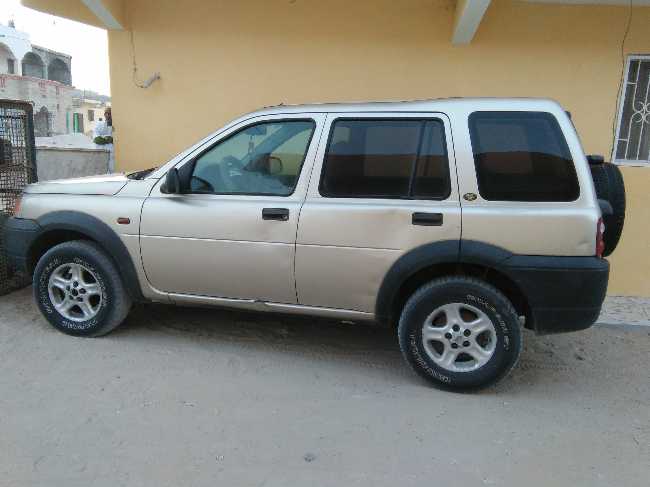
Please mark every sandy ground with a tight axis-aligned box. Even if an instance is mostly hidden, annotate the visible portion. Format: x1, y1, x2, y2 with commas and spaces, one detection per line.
1, 286, 649, 487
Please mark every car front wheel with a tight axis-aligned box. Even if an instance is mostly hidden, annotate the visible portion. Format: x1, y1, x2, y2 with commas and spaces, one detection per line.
33, 240, 131, 337
398, 276, 522, 391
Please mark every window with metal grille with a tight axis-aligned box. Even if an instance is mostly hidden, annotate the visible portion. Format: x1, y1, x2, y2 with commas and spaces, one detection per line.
88, 110, 94, 122
614, 55, 650, 164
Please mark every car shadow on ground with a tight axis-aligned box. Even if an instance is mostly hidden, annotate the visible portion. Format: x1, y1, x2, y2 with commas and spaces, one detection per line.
106, 301, 650, 395
114, 302, 411, 380
118, 302, 398, 352
4, 287, 646, 395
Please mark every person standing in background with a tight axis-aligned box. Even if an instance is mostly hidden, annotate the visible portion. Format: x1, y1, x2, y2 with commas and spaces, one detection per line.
93, 107, 114, 173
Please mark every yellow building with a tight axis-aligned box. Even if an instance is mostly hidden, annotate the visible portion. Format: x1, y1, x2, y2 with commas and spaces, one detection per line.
20, 0, 650, 297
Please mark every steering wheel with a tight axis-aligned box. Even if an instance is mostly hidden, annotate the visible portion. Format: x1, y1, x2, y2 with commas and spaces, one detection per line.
217, 155, 243, 192
224, 155, 245, 172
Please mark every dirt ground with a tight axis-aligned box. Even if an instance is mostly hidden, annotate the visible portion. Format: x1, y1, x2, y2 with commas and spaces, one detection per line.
1, 286, 649, 487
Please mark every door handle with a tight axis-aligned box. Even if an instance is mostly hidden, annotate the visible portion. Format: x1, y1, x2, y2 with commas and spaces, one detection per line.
262, 208, 289, 221
412, 212, 443, 226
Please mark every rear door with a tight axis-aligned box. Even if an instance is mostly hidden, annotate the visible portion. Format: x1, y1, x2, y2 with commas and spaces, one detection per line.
295, 112, 461, 313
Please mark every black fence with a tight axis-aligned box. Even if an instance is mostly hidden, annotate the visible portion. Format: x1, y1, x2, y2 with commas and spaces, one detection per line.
0, 100, 37, 295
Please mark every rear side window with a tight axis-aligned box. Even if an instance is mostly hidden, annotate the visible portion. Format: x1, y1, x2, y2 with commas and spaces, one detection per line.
468, 111, 579, 202
320, 119, 450, 199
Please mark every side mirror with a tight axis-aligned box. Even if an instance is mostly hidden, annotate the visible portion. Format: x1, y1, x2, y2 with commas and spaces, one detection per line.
161, 167, 181, 194
587, 154, 605, 165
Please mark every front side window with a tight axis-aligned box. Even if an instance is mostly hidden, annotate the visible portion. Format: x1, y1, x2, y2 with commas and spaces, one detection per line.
614, 55, 650, 163
190, 120, 315, 196
320, 119, 450, 199
469, 111, 579, 202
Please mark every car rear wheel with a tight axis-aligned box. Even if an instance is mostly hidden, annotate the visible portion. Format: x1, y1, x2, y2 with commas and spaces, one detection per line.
33, 240, 131, 337
398, 276, 522, 391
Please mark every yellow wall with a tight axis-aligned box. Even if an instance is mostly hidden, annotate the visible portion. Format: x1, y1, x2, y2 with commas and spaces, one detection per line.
609, 167, 650, 295
67, 0, 650, 296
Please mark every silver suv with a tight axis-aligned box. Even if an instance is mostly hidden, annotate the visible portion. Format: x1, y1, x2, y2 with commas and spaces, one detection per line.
5, 98, 624, 390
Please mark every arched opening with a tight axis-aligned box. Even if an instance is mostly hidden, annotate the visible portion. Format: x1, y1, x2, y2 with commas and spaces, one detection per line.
34, 106, 52, 137
47, 58, 71, 85
0, 43, 17, 75
21, 52, 45, 79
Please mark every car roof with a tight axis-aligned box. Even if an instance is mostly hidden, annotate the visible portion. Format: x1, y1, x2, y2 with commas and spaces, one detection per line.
245, 97, 564, 117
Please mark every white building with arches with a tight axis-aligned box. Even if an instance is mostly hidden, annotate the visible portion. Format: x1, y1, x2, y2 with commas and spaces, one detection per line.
0, 21, 74, 136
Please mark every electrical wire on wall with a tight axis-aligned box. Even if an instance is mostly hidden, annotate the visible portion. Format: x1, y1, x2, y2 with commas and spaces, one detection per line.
612, 0, 634, 143
129, 29, 160, 89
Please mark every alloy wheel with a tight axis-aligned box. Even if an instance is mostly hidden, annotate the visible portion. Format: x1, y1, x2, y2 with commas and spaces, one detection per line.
47, 263, 103, 322
421, 302, 497, 372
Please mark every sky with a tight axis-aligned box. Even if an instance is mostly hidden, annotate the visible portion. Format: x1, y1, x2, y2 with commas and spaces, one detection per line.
2, 0, 110, 95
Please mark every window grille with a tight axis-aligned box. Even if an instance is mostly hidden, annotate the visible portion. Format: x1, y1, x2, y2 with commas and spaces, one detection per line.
614, 56, 650, 164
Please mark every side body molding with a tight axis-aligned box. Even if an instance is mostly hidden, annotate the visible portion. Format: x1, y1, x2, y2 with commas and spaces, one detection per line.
375, 240, 460, 323
375, 238, 608, 335
457, 240, 513, 267
35, 211, 145, 301
374, 240, 517, 325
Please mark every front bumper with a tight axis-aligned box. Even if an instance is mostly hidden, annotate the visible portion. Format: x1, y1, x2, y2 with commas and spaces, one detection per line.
3, 217, 41, 275
504, 255, 609, 335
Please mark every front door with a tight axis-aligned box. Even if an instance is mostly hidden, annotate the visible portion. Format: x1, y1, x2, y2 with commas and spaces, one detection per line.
140, 114, 325, 303
296, 113, 462, 313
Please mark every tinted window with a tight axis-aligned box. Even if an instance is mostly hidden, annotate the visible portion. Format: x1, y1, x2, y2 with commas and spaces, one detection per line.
190, 120, 314, 196
320, 119, 450, 199
469, 112, 579, 202
412, 121, 450, 198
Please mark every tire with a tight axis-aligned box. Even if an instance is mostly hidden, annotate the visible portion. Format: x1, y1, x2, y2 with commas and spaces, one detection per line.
33, 240, 132, 337
590, 163, 625, 256
398, 276, 522, 392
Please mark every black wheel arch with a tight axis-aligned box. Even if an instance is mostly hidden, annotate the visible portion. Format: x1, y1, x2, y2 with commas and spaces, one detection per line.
375, 240, 532, 328
27, 211, 145, 302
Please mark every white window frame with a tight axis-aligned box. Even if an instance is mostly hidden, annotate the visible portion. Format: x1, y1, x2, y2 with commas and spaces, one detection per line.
613, 54, 650, 166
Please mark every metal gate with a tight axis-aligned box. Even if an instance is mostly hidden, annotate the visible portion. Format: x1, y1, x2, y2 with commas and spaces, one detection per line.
0, 100, 37, 295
